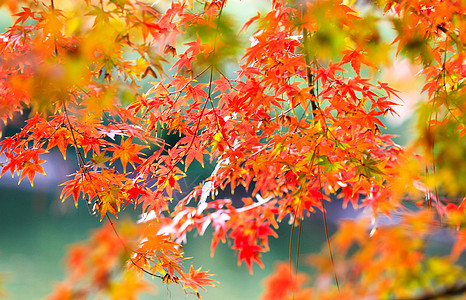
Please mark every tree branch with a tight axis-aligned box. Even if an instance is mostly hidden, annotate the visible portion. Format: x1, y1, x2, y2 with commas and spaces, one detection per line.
302, 25, 319, 117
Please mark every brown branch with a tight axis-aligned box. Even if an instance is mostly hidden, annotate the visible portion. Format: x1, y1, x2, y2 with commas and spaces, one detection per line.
105, 214, 165, 279
50, 0, 59, 56
302, 26, 319, 117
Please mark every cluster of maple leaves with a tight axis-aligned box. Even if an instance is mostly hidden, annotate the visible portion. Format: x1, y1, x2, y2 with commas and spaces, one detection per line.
0, 0, 465, 298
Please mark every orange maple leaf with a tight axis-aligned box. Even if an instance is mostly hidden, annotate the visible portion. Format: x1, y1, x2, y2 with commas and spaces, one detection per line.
182, 264, 217, 293
110, 137, 146, 173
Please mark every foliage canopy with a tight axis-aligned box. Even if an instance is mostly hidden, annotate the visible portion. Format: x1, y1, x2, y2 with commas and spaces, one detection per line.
0, 0, 465, 298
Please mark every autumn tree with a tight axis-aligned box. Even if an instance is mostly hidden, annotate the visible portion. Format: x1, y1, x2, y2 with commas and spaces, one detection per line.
0, 0, 465, 299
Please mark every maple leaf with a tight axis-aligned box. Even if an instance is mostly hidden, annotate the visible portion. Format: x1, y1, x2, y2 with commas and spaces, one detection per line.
90, 151, 111, 171
1, 0, 465, 298
97, 187, 122, 219
182, 264, 217, 293
261, 263, 311, 300
60, 176, 82, 207
67, 244, 88, 279
342, 48, 378, 74
140, 190, 169, 216
172, 53, 193, 73
184, 146, 206, 171
185, 38, 202, 56
13, 7, 36, 25
234, 239, 265, 274
451, 229, 466, 261
240, 12, 261, 33
109, 137, 146, 173
377, 80, 401, 99
18, 158, 47, 187
139, 225, 179, 255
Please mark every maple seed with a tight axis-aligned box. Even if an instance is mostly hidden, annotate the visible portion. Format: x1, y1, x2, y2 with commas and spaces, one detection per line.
142, 66, 157, 79
164, 45, 177, 57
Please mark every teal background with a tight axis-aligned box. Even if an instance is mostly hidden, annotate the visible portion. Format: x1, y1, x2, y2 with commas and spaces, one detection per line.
0, 178, 334, 299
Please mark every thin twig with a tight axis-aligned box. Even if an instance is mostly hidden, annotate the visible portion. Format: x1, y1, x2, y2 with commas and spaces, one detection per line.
318, 173, 340, 292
